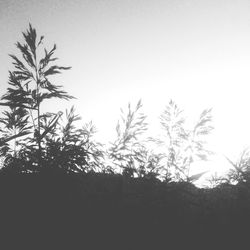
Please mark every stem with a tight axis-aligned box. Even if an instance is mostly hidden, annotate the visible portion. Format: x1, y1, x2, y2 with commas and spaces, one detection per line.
28, 108, 35, 129
34, 42, 42, 169
37, 101, 42, 167
14, 129, 16, 157
35, 56, 42, 168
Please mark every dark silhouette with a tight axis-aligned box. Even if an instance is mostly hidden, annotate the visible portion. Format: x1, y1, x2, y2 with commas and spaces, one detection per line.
0, 170, 249, 249
0, 24, 74, 170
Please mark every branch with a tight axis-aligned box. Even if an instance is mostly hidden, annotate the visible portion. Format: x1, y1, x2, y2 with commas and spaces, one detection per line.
39, 111, 63, 140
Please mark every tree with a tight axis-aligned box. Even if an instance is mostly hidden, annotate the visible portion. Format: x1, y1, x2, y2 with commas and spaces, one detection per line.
0, 24, 74, 170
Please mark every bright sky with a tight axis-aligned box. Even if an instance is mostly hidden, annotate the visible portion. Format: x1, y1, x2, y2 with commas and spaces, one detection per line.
1, 0, 250, 183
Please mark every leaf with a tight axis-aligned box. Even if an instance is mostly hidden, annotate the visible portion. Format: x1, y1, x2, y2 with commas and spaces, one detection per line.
39, 111, 63, 140
16, 42, 35, 68
188, 171, 208, 182
0, 102, 37, 110
37, 35, 44, 47
43, 65, 71, 77
9, 55, 28, 72
0, 131, 31, 146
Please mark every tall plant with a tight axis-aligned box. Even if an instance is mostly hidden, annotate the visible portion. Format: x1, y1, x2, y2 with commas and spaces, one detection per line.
0, 107, 30, 160
0, 24, 74, 168
40, 106, 105, 173
152, 100, 213, 182
109, 100, 149, 176
225, 148, 250, 184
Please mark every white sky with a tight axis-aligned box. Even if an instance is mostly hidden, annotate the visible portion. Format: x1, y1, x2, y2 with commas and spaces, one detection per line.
1, 0, 250, 183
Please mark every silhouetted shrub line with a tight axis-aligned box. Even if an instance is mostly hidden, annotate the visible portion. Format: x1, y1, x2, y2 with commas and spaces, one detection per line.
0, 24, 219, 186
2, 24, 250, 193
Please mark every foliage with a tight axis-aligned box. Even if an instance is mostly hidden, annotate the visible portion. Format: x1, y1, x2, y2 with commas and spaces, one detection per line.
0, 24, 74, 169
108, 100, 147, 175
38, 106, 88, 172
0, 24, 219, 185
3, 24, 250, 250
206, 172, 226, 188
151, 100, 213, 182
80, 121, 107, 173
108, 100, 163, 179
0, 24, 74, 168
131, 145, 166, 180
46, 107, 105, 172
0, 107, 31, 156
225, 148, 250, 184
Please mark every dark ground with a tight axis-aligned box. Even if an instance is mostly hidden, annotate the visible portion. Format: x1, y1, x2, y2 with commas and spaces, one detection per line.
0, 169, 249, 249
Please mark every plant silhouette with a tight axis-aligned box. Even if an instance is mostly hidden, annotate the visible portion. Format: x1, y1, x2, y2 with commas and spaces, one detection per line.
225, 148, 250, 183
108, 100, 162, 178
0, 24, 74, 170
150, 100, 213, 182
41, 106, 106, 173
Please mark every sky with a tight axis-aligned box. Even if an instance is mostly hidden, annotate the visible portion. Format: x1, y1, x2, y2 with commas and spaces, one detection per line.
1, 0, 250, 183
